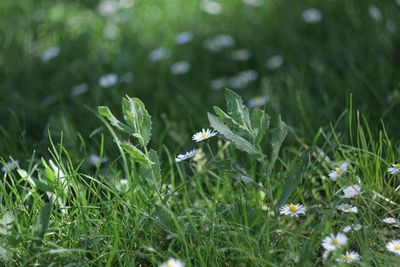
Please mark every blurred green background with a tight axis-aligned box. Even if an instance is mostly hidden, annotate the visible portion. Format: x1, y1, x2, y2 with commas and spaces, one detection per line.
1, 0, 399, 158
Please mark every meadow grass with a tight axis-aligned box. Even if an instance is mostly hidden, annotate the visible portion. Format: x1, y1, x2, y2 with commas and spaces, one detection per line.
1, 0, 400, 266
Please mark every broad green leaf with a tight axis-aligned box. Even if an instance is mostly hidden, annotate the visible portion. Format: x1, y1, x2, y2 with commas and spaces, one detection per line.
33, 202, 52, 248
251, 109, 270, 145
208, 113, 262, 158
275, 148, 312, 212
225, 89, 251, 129
98, 106, 135, 135
140, 149, 161, 188
265, 116, 288, 180
214, 106, 254, 140
121, 143, 153, 168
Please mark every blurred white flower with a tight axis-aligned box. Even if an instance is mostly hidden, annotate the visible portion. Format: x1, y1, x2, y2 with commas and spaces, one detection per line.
322, 233, 348, 251
266, 55, 284, 70
71, 83, 89, 96
242, 0, 263, 7
368, 5, 382, 22
337, 203, 358, 213
192, 129, 217, 142
175, 149, 197, 163
342, 184, 361, 199
115, 179, 129, 193
99, 73, 118, 88
170, 61, 191, 75
343, 224, 362, 233
200, 0, 222, 15
329, 162, 348, 181
175, 31, 193, 45
88, 154, 108, 167
388, 163, 400, 175
279, 203, 306, 217
383, 217, 399, 226
231, 49, 252, 61
228, 70, 258, 89
159, 258, 184, 267
104, 24, 120, 40
41, 46, 60, 62
247, 96, 268, 108
99, 1, 120, 16
336, 251, 360, 263
149, 47, 171, 62
1, 160, 19, 173
210, 77, 227, 91
386, 20, 397, 33
301, 8, 322, 24
203, 34, 235, 52
386, 240, 400, 255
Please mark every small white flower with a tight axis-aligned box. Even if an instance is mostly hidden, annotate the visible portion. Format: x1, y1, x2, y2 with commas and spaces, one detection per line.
343, 224, 362, 233
383, 217, 399, 225
149, 47, 171, 62
88, 154, 107, 167
99, 73, 118, 88
71, 83, 89, 96
210, 77, 227, 91
41, 46, 60, 62
242, 0, 262, 7
337, 203, 358, 214
99, 1, 120, 16
336, 251, 361, 263
329, 162, 348, 181
203, 34, 235, 52
266, 55, 284, 70
175, 149, 197, 163
228, 70, 258, 89
231, 49, 252, 61
115, 179, 129, 193
368, 5, 382, 22
247, 96, 268, 108
170, 61, 191, 75
175, 31, 193, 45
192, 129, 217, 142
200, 0, 222, 15
322, 250, 332, 262
388, 163, 400, 175
159, 258, 184, 267
342, 184, 361, 199
322, 233, 348, 251
386, 240, 400, 255
279, 203, 306, 218
302, 8, 322, 24
1, 160, 19, 173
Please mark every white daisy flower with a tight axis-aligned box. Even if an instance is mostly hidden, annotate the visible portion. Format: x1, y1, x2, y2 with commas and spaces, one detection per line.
231, 49, 252, 61
99, 73, 118, 88
388, 163, 400, 175
175, 31, 193, 45
322, 233, 348, 251
301, 8, 322, 24
368, 5, 382, 22
192, 129, 217, 142
104, 24, 120, 40
342, 184, 362, 199
41, 46, 60, 62
200, 0, 222, 15
279, 203, 306, 218
337, 203, 358, 214
386, 240, 400, 255
210, 77, 227, 91
170, 61, 191, 75
247, 96, 268, 108
98, 1, 120, 16
242, 0, 262, 7
1, 160, 19, 173
159, 258, 184, 267
383, 217, 397, 224
175, 149, 197, 163
266, 55, 284, 70
329, 162, 348, 181
148, 47, 171, 62
336, 251, 361, 263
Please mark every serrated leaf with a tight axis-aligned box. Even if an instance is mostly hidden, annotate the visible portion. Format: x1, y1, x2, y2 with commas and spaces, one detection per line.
265, 116, 288, 180
121, 143, 153, 168
251, 109, 270, 145
140, 149, 161, 188
98, 106, 134, 135
208, 113, 262, 158
275, 148, 312, 212
214, 106, 254, 140
225, 89, 251, 130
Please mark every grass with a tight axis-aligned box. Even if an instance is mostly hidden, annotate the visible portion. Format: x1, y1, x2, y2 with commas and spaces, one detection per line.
1, 0, 400, 266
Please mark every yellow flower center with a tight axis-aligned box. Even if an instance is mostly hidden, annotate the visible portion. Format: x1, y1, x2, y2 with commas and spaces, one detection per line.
288, 204, 298, 212
395, 245, 400, 251
335, 168, 343, 174
332, 238, 339, 245
344, 255, 352, 260
394, 163, 400, 169
167, 263, 174, 267
201, 133, 208, 139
